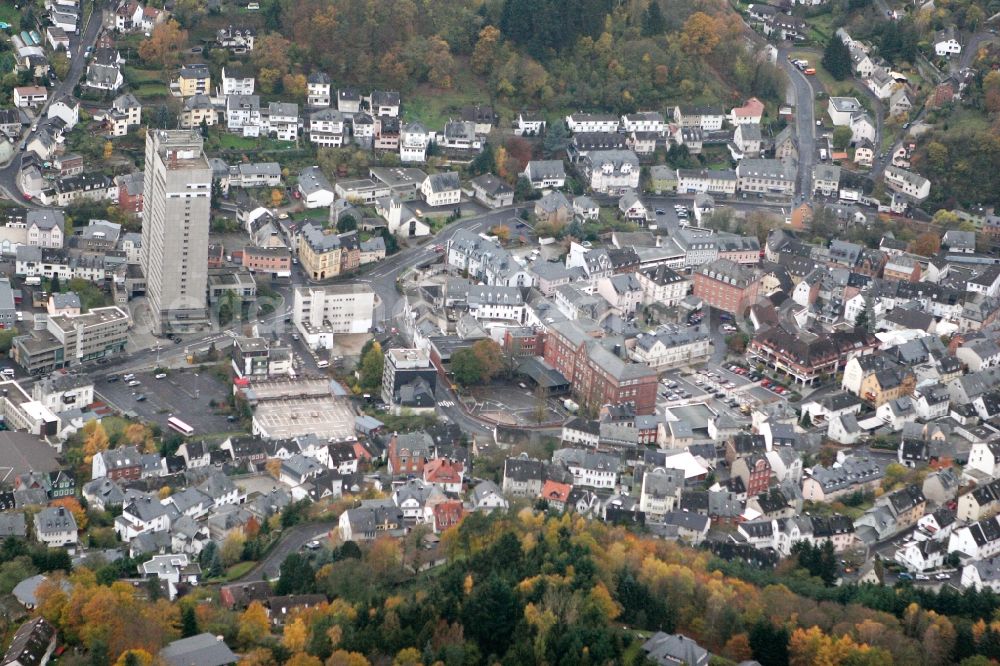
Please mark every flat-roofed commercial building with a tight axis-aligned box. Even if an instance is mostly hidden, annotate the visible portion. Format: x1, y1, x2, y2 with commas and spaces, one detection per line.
14, 306, 129, 374
239, 378, 356, 442
292, 284, 374, 349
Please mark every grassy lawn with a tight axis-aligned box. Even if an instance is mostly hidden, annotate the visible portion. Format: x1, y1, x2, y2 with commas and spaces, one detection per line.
132, 83, 170, 100
226, 561, 256, 581
217, 133, 263, 151
427, 213, 461, 233
0, 6, 22, 31
125, 67, 165, 84
205, 130, 297, 153
291, 208, 330, 222
804, 10, 836, 45
789, 50, 866, 100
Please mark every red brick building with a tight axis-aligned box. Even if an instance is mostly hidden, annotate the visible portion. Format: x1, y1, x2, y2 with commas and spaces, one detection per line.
115, 172, 143, 214
423, 458, 464, 492
734, 454, 772, 497
692, 258, 760, 316
431, 500, 465, 533
243, 246, 292, 275
540, 480, 572, 511
543, 319, 658, 414
883, 255, 921, 283
94, 446, 142, 481
207, 243, 225, 269
387, 432, 433, 477
503, 327, 545, 358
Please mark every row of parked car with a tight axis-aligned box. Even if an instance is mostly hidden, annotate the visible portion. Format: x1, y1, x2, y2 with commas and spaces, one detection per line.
726, 363, 793, 396
898, 571, 952, 582
659, 378, 692, 403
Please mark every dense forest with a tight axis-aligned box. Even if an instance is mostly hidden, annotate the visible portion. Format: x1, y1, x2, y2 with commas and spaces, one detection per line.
156, 0, 785, 114
27, 509, 1000, 666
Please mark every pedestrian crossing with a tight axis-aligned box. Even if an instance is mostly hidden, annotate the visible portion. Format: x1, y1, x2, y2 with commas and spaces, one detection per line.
437, 400, 455, 408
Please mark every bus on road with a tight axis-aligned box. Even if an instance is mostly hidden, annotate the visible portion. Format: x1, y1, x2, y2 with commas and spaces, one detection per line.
167, 416, 194, 436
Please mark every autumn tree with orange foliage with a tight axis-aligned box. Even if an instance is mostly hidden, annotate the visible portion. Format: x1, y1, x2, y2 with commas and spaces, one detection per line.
325, 652, 370, 666
285, 654, 322, 666
282, 618, 309, 653
40, 573, 179, 660
138, 21, 188, 68
82, 420, 109, 464
113, 650, 154, 666
909, 231, 941, 257
237, 648, 275, 666
50, 497, 87, 531
789, 626, 892, 666
238, 601, 271, 647
680, 13, 721, 56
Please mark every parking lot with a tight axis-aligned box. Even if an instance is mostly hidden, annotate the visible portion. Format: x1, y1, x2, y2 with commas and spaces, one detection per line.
656, 356, 797, 424
648, 201, 694, 229
467, 384, 567, 426
95, 368, 236, 435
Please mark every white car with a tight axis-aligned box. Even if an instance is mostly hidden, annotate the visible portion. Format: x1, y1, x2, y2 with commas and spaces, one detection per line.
128, 380, 141, 387
154, 373, 167, 379
934, 573, 951, 580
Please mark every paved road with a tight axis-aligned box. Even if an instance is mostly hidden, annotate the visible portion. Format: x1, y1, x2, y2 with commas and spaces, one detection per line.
777, 47, 817, 198
434, 382, 496, 438
342, 206, 531, 332
0, 0, 104, 202
235, 521, 339, 582
958, 30, 997, 70
84, 305, 295, 376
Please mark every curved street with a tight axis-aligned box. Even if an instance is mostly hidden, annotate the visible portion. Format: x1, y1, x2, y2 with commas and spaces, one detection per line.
235, 521, 339, 583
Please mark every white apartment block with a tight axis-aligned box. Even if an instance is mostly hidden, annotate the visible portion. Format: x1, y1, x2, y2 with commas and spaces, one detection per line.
308, 108, 345, 147
677, 168, 738, 195
884, 166, 931, 201
219, 67, 255, 96
565, 113, 619, 133
293, 284, 375, 349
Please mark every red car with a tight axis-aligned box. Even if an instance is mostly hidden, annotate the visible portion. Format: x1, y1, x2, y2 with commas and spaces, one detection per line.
761, 380, 771, 388
22, 193, 32, 201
